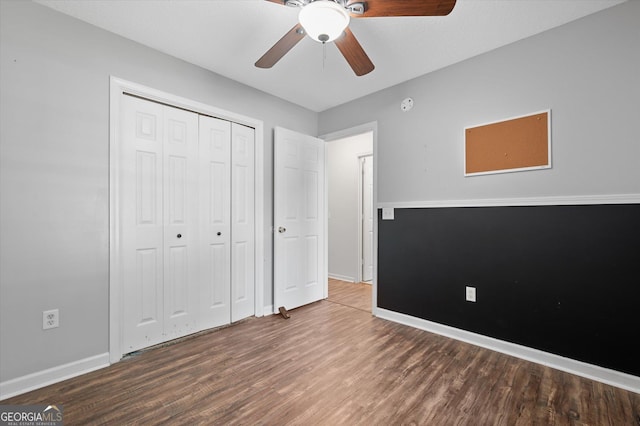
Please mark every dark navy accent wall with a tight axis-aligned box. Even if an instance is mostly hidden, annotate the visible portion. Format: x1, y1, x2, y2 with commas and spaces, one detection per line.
377, 204, 640, 377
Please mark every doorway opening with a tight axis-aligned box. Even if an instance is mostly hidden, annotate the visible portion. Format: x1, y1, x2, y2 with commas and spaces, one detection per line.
325, 128, 375, 312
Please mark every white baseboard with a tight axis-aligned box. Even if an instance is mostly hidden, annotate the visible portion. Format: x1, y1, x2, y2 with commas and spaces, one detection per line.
328, 273, 356, 283
376, 308, 640, 393
0, 353, 110, 401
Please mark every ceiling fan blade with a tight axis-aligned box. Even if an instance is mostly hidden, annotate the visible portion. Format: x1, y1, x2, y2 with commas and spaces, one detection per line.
350, 0, 456, 17
334, 27, 374, 76
255, 23, 306, 69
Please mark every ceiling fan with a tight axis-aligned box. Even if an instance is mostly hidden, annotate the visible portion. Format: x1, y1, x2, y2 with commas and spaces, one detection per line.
256, 0, 457, 76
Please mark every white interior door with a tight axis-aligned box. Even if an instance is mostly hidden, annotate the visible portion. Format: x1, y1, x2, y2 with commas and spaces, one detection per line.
361, 155, 374, 282
198, 115, 231, 329
231, 123, 255, 321
121, 95, 199, 353
274, 127, 326, 311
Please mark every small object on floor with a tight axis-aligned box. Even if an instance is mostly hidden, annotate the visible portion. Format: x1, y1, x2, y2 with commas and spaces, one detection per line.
278, 306, 290, 319
567, 409, 580, 420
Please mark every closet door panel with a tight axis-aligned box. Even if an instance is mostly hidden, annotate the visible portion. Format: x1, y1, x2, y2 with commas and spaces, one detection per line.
199, 116, 232, 329
163, 106, 199, 339
231, 123, 255, 321
121, 95, 165, 353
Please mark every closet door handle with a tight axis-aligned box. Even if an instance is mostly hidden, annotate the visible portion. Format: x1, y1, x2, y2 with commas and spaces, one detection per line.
217, 232, 222, 236
278, 227, 286, 233
177, 234, 182, 239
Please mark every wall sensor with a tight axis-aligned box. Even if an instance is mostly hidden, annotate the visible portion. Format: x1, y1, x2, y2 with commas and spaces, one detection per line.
401, 97, 414, 112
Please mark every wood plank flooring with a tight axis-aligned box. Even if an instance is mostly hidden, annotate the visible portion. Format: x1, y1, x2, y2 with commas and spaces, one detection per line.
328, 278, 372, 312
3, 280, 639, 425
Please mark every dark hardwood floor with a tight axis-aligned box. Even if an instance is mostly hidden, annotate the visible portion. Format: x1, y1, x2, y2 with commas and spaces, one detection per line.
3, 279, 639, 425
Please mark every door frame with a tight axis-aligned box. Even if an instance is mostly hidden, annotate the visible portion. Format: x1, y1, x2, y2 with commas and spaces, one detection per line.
319, 122, 378, 313
357, 153, 373, 283
109, 76, 265, 363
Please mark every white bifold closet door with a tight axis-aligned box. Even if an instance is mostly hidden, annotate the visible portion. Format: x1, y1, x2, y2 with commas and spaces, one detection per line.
121, 96, 200, 352
198, 117, 255, 326
120, 96, 254, 354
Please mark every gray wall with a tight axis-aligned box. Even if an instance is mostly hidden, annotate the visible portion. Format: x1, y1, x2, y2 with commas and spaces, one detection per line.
0, 0, 317, 382
318, 0, 640, 382
319, 1, 640, 203
327, 133, 373, 282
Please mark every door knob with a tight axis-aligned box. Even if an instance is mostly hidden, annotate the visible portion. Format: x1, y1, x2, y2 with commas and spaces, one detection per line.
217, 232, 222, 236
177, 234, 182, 239
278, 227, 286, 233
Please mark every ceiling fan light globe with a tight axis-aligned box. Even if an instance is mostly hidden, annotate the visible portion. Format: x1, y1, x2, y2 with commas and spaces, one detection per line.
299, 0, 350, 43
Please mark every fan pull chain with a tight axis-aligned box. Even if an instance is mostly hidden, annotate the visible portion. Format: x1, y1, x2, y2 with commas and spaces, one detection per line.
322, 42, 327, 70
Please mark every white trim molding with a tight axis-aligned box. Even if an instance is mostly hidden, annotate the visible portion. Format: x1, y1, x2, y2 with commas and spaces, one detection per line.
319, 122, 377, 142
376, 308, 640, 393
377, 193, 640, 210
0, 353, 110, 401
328, 273, 356, 283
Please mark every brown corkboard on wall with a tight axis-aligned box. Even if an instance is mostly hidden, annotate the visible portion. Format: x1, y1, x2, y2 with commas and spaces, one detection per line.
465, 110, 550, 176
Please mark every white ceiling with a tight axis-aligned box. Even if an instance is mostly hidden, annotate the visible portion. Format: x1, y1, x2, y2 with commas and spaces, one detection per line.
35, 0, 626, 112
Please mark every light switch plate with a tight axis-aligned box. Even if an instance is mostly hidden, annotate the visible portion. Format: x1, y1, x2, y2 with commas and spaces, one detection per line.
382, 207, 394, 220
